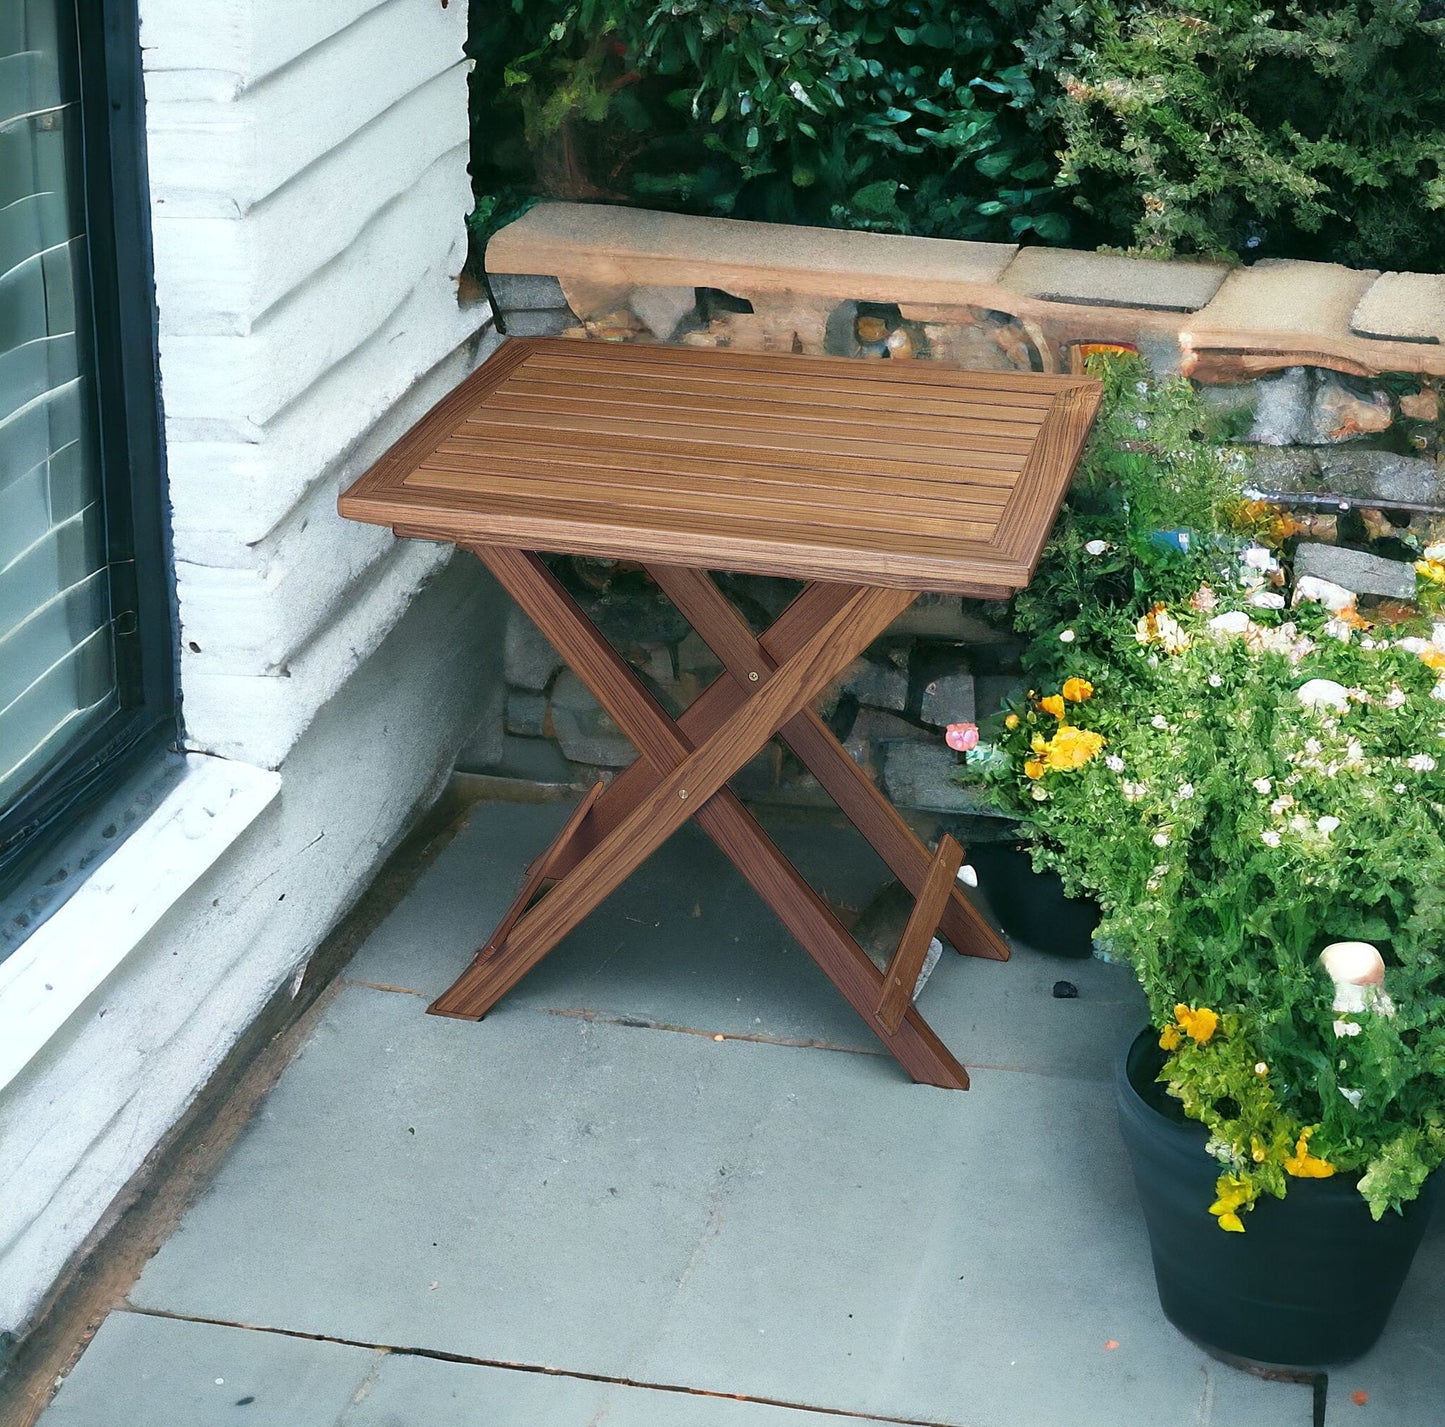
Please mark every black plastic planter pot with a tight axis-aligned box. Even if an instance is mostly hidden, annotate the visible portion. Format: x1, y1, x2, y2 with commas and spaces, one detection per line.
1116, 1028, 1438, 1369
966, 843, 1099, 957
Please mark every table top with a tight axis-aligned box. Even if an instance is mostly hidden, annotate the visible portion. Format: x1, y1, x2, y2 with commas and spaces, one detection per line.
338, 338, 1101, 596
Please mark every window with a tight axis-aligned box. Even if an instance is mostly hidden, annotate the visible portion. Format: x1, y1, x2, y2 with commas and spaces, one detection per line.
0, 0, 175, 905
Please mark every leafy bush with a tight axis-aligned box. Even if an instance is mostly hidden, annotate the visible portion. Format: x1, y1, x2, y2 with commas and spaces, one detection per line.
468, 0, 1074, 249
467, 2, 1445, 273
1028, 1, 1445, 268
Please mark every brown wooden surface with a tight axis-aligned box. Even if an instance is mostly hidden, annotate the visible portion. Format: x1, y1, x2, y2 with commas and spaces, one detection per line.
341, 338, 1100, 595
429, 548, 970, 1088
875, 834, 964, 1035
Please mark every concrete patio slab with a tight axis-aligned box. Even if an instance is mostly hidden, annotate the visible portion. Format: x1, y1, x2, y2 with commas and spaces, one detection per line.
345, 799, 1148, 1079
124, 985, 1311, 1425
39, 1309, 381, 1426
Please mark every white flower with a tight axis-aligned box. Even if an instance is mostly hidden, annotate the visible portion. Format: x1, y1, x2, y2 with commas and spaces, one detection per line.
1059, 628, 1076, 643
1269, 795, 1294, 815
1333, 1018, 1363, 1038
1207, 611, 1251, 637
1384, 685, 1407, 709
1208, 672, 1223, 687
1289, 814, 1311, 834
1105, 754, 1126, 773
1430, 681, 1445, 703
1317, 815, 1341, 836
1122, 781, 1148, 802
1261, 829, 1282, 848
1177, 783, 1194, 800
1252, 777, 1272, 794
1254, 1062, 1269, 1076
1408, 753, 1438, 773
1031, 784, 1049, 801
1150, 714, 1169, 730
1339, 1087, 1364, 1109
1394, 782, 1408, 794
1084, 539, 1110, 556
1296, 678, 1351, 712
1304, 738, 1324, 756
1152, 831, 1171, 847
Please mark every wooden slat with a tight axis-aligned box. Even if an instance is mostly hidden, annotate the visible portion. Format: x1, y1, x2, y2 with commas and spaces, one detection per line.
409, 465, 1003, 541
523, 342, 1080, 396
875, 835, 965, 1035
494, 374, 1050, 437
439, 429, 1023, 490
458, 407, 1035, 464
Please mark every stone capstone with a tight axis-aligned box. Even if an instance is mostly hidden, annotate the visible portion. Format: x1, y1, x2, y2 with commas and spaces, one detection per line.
1293, 544, 1417, 601
500, 308, 576, 338
1351, 271, 1445, 345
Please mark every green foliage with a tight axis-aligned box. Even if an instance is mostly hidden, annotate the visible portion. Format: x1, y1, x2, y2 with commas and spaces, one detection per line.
468, 0, 1073, 249
467, 2, 1445, 273
1030, 1, 1445, 268
969, 359, 1445, 1223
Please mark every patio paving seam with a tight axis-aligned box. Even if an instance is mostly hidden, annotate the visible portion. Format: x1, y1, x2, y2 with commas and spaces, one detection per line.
340, 976, 1043, 1070
114, 1306, 973, 1427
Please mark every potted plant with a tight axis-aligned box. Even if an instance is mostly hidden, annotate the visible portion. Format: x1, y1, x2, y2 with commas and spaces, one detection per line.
966, 360, 1445, 1366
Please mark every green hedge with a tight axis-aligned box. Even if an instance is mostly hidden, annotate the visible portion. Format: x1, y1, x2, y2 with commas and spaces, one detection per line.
467, 1, 1445, 272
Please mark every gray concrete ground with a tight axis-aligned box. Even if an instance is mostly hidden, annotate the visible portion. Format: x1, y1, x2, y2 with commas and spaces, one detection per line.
37, 800, 1444, 1425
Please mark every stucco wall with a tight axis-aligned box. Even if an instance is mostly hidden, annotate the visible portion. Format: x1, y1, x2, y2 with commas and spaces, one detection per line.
0, 0, 502, 1335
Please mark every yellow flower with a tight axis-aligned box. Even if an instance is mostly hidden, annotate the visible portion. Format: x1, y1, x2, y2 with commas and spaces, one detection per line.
1251, 1136, 1267, 1164
1284, 1128, 1335, 1179
1174, 1004, 1219, 1045
1024, 758, 1046, 780
1031, 734, 1048, 754
1420, 648, 1445, 672
1043, 725, 1106, 771
1416, 558, 1445, 587
1041, 694, 1066, 719
1062, 677, 1094, 703
1209, 1174, 1255, 1233
1135, 603, 1191, 655
1158, 1024, 1182, 1051
1005, 713, 1020, 730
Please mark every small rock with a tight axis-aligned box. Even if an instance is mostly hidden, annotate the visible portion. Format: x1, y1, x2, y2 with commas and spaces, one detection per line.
1305, 372, 1393, 444
504, 612, 562, 691
1247, 367, 1311, 446
1052, 980, 1079, 999
881, 742, 999, 814
629, 284, 699, 341
1401, 388, 1439, 423
885, 327, 915, 359
1294, 543, 1417, 601
487, 272, 569, 311
548, 671, 635, 767
504, 690, 548, 738
501, 308, 576, 338
843, 656, 908, 712
920, 670, 976, 728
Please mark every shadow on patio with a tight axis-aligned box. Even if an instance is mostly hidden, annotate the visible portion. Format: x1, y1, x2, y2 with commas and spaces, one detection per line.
32, 794, 1445, 1426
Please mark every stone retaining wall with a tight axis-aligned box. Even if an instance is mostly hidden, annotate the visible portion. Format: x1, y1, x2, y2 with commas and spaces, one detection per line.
473, 202, 1445, 818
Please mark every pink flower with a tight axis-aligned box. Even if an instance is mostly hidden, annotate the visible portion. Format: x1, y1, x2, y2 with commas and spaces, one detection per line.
945, 722, 980, 752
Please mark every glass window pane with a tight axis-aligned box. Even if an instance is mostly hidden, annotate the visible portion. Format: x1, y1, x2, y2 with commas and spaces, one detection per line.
0, 0, 116, 812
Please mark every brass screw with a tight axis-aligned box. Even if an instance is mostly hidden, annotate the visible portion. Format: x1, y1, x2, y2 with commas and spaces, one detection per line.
679, 789, 688, 800
748, 671, 760, 682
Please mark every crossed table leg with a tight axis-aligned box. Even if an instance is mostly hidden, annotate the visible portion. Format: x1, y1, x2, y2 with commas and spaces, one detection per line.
426, 542, 1010, 1089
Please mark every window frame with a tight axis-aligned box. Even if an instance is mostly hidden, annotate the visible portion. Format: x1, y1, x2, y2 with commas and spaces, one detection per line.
0, 0, 177, 896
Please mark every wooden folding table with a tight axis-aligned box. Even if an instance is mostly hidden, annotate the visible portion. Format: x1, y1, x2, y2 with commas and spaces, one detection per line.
339, 338, 1100, 1089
